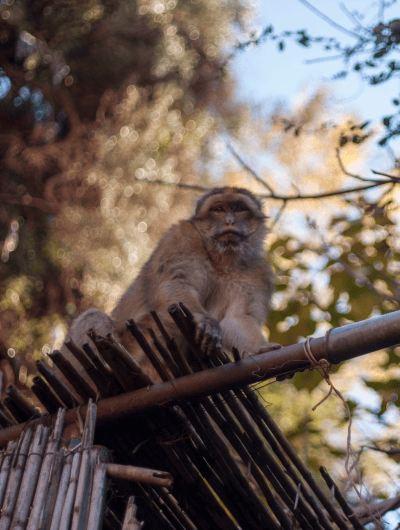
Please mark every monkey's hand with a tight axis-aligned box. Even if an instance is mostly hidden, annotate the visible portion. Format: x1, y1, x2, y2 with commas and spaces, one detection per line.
257, 343, 282, 354
193, 313, 222, 357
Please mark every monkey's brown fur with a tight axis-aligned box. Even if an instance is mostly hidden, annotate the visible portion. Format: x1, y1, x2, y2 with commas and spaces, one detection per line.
63, 187, 278, 381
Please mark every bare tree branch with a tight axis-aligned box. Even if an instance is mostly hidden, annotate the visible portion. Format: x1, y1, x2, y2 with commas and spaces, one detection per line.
260, 181, 386, 201
339, 3, 367, 31
228, 145, 276, 194
371, 169, 400, 181
336, 148, 381, 183
297, 0, 361, 39
133, 177, 209, 193
136, 177, 390, 201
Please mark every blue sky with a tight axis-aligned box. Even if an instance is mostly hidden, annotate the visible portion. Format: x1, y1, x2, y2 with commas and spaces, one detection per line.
232, 1, 400, 144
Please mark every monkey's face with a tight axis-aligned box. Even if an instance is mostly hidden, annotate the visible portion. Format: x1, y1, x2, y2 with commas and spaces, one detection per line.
193, 188, 267, 254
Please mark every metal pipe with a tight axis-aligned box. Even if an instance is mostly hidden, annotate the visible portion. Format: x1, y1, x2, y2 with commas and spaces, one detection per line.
1, 310, 400, 448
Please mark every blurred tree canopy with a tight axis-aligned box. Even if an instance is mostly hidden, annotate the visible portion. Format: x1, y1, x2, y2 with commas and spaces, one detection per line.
2, 0, 400, 524
234, 0, 400, 148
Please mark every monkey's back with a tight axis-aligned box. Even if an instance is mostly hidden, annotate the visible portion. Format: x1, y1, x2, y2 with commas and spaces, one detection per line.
111, 220, 210, 325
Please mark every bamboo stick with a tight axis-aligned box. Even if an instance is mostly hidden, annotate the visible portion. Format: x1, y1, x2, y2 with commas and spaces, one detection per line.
150, 310, 192, 375
81, 342, 123, 397
243, 388, 350, 530
48, 351, 97, 402
81, 342, 112, 380
147, 327, 181, 378
156, 487, 197, 530
2, 397, 30, 423
86, 464, 108, 530
235, 387, 338, 530
39, 447, 65, 530
64, 339, 96, 374
10, 424, 50, 530
106, 333, 154, 387
0, 403, 18, 426
26, 408, 66, 530
122, 497, 144, 530
65, 339, 114, 397
157, 439, 239, 530
103, 507, 122, 530
58, 450, 82, 530
146, 487, 188, 530
320, 466, 366, 530
31, 376, 65, 413
0, 440, 17, 508
0, 410, 11, 428
173, 307, 320, 530
186, 401, 277, 530
125, 320, 171, 382
49, 451, 74, 530
105, 464, 173, 487
0, 428, 34, 530
89, 335, 147, 392
35, 360, 81, 408
71, 400, 97, 530
203, 396, 293, 530
5, 386, 39, 419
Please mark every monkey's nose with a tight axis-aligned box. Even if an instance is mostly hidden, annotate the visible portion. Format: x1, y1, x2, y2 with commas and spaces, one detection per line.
224, 212, 235, 225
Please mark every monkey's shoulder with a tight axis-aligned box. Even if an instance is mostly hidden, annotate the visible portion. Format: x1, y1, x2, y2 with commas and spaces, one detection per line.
149, 220, 207, 262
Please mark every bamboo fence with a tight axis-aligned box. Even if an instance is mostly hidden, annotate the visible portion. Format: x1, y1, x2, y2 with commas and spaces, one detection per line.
1, 306, 399, 528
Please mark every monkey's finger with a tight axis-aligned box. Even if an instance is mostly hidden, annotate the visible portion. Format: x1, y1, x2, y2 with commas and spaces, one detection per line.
195, 322, 206, 345
257, 343, 282, 354
201, 330, 216, 356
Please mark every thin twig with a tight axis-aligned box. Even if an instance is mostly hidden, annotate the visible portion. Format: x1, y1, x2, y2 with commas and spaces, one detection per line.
371, 169, 400, 181
297, 0, 361, 38
336, 148, 381, 183
228, 144, 276, 194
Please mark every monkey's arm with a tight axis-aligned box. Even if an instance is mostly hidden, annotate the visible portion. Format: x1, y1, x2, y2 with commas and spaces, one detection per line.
139, 221, 222, 354
219, 265, 279, 357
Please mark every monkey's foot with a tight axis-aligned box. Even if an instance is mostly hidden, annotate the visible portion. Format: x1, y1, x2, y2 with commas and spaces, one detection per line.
193, 314, 222, 357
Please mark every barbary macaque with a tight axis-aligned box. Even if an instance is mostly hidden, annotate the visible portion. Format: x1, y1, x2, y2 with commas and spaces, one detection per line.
62, 187, 279, 380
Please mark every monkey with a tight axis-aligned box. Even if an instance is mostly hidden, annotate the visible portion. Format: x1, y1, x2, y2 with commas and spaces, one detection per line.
62, 186, 280, 383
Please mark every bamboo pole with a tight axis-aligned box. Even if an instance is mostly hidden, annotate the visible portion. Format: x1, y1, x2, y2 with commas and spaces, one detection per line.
89, 334, 148, 392
39, 447, 65, 530
10, 424, 50, 530
155, 487, 197, 530
243, 388, 351, 530
320, 466, 366, 530
0, 440, 17, 508
5, 386, 39, 419
121, 497, 144, 530
2, 397, 30, 423
0, 411, 11, 429
0, 403, 17, 426
2, 309, 400, 450
26, 409, 66, 530
0, 429, 34, 530
35, 360, 81, 408
58, 450, 82, 530
48, 351, 97, 402
49, 452, 74, 530
31, 376, 65, 413
105, 464, 173, 487
71, 400, 97, 530
65, 339, 114, 398
86, 464, 108, 530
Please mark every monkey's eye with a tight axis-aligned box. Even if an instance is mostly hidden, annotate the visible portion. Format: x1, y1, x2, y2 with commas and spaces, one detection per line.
234, 204, 248, 212
213, 206, 225, 213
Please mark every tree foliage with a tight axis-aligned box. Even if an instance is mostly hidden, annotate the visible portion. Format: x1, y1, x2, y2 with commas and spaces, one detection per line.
3, 0, 400, 524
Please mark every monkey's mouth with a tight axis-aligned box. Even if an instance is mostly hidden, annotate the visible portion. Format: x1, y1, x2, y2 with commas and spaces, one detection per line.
217, 230, 244, 243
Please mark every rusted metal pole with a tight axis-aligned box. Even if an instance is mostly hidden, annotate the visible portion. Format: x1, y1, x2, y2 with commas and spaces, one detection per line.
1, 310, 400, 448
